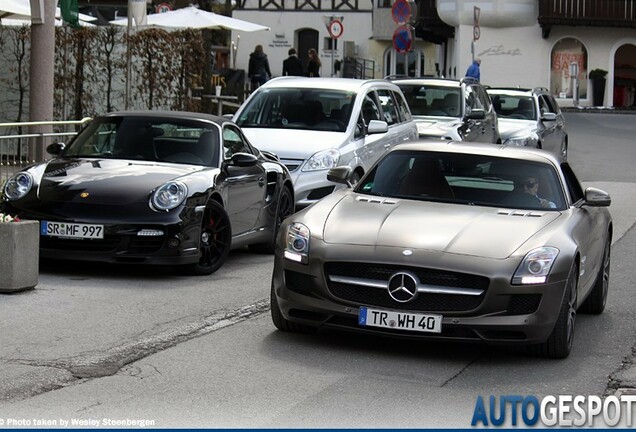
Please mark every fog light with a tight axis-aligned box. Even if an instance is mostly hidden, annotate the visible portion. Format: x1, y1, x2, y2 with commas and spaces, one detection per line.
167, 237, 180, 248
137, 229, 164, 237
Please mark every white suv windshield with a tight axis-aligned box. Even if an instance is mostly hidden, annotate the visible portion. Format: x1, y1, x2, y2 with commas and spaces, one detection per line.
235, 88, 356, 132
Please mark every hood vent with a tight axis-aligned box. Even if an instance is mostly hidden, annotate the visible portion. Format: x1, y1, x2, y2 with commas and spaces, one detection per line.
497, 209, 545, 218
356, 196, 397, 205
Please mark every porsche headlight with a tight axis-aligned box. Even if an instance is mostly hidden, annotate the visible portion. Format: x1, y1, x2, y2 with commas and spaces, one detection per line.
504, 133, 539, 148
3, 172, 33, 201
512, 247, 559, 285
302, 149, 340, 172
151, 181, 187, 211
284, 222, 310, 264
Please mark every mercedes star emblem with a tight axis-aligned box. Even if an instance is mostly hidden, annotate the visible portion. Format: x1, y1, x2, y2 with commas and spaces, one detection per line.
387, 271, 419, 302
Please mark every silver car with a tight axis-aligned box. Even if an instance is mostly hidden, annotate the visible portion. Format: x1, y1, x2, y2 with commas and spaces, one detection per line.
487, 87, 569, 161
271, 140, 612, 359
233, 77, 418, 208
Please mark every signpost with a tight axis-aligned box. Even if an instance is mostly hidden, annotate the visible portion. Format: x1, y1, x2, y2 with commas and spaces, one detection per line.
472, 6, 480, 62
391, 0, 411, 24
392, 25, 412, 54
322, 16, 344, 77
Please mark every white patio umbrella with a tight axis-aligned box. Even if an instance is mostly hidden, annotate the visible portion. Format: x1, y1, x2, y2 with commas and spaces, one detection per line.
0, 0, 97, 23
109, 5, 269, 32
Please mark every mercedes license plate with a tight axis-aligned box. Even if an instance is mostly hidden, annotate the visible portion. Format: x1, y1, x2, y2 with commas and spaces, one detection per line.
41, 221, 104, 239
359, 307, 442, 333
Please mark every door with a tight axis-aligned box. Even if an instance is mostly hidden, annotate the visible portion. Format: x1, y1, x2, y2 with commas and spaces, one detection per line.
298, 29, 319, 76
222, 125, 266, 235
538, 94, 562, 154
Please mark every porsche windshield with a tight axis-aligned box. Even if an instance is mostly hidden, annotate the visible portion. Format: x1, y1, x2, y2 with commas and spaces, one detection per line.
357, 150, 566, 211
235, 88, 356, 132
63, 116, 219, 166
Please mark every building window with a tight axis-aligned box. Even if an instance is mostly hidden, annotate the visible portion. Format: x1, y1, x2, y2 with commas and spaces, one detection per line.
550, 38, 588, 100
377, 0, 392, 7
324, 37, 339, 51
384, 48, 424, 78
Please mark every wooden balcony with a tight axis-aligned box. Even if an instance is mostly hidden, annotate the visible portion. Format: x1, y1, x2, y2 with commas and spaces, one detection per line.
413, 0, 454, 44
539, 0, 636, 37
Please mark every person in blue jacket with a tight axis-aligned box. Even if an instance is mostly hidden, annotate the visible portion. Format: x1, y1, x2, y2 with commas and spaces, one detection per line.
465, 58, 481, 81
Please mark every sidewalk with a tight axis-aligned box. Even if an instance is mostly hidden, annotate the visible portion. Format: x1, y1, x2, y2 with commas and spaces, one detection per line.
561, 106, 636, 114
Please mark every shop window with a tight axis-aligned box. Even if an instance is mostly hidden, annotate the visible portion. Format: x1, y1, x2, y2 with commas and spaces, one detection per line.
550, 38, 588, 100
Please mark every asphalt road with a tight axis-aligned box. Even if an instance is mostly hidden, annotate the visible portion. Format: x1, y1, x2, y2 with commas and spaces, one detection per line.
0, 112, 635, 428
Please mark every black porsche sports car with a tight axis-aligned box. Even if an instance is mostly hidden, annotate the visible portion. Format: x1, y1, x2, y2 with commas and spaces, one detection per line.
1, 111, 295, 275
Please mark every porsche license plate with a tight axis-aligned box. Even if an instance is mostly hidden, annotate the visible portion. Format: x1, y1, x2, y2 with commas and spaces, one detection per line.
41, 221, 104, 239
359, 307, 442, 333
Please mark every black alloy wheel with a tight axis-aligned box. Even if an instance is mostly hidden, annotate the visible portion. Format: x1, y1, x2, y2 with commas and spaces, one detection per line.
535, 262, 578, 359
249, 186, 294, 254
185, 200, 232, 275
580, 235, 610, 314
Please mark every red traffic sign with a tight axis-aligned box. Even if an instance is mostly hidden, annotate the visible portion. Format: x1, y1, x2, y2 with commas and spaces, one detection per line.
392, 25, 412, 54
473, 25, 480, 41
155, 2, 172, 13
328, 19, 344, 39
392, 0, 411, 24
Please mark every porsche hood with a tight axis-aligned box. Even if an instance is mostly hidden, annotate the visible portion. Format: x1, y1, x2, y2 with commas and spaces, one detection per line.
36, 158, 204, 205
321, 194, 560, 259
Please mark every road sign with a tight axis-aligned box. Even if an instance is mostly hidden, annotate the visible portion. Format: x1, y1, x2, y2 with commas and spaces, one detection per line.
473, 25, 480, 41
473, 6, 480, 25
392, 25, 412, 54
391, 0, 411, 24
328, 19, 344, 39
155, 2, 172, 13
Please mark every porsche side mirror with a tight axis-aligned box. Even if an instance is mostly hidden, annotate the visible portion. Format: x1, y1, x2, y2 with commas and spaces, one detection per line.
327, 166, 353, 187
46, 142, 65, 156
228, 152, 258, 167
466, 109, 486, 120
367, 120, 388, 135
541, 112, 557, 122
583, 187, 611, 207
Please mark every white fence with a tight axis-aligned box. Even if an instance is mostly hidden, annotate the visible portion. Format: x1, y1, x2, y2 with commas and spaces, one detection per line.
0, 118, 92, 183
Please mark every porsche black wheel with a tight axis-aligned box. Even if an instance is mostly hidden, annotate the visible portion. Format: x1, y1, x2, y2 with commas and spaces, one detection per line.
249, 186, 294, 254
535, 262, 578, 359
185, 200, 232, 275
580, 235, 610, 314
270, 282, 317, 334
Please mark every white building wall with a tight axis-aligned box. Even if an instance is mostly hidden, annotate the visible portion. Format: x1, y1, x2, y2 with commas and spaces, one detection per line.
230, 10, 372, 78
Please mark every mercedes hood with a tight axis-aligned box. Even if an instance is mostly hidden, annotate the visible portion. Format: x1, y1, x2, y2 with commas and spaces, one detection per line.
321, 194, 560, 259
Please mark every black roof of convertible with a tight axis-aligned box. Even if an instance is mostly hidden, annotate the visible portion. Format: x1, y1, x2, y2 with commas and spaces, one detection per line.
103, 110, 227, 125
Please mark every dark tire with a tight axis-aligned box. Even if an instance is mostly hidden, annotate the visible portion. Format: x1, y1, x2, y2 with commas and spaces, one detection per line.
579, 236, 610, 314
270, 282, 317, 334
184, 200, 231, 275
249, 185, 294, 254
534, 262, 578, 359
350, 170, 361, 187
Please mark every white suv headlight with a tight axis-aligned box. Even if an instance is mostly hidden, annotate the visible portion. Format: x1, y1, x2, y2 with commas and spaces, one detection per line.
151, 181, 187, 211
302, 149, 340, 172
512, 247, 559, 285
504, 133, 539, 148
3, 172, 33, 201
284, 222, 310, 264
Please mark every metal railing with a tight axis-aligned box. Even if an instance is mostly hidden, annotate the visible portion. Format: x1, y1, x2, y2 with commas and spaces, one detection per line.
0, 118, 92, 183
538, 0, 636, 27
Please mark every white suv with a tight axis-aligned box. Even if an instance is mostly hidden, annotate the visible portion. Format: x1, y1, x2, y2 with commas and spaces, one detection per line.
233, 77, 418, 208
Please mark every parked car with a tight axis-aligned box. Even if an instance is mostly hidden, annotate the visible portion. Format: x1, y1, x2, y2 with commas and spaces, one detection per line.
1, 111, 295, 275
487, 87, 568, 160
233, 77, 418, 208
271, 140, 612, 359
389, 76, 500, 143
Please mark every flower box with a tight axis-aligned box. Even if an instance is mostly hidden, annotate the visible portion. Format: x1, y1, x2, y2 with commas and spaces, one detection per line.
0, 220, 39, 292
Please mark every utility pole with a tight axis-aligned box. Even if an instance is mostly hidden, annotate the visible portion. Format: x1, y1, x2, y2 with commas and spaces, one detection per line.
28, 0, 55, 162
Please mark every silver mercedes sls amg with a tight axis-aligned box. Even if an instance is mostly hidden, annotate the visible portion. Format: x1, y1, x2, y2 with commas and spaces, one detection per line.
270, 140, 612, 359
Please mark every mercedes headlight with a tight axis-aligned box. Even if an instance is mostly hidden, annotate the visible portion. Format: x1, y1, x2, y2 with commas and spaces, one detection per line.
284, 222, 310, 264
3, 172, 33, 201
512, 247, 559, 285
302, 149, 340, 172
504, 133, 539, 148
151, 181, 187, 211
